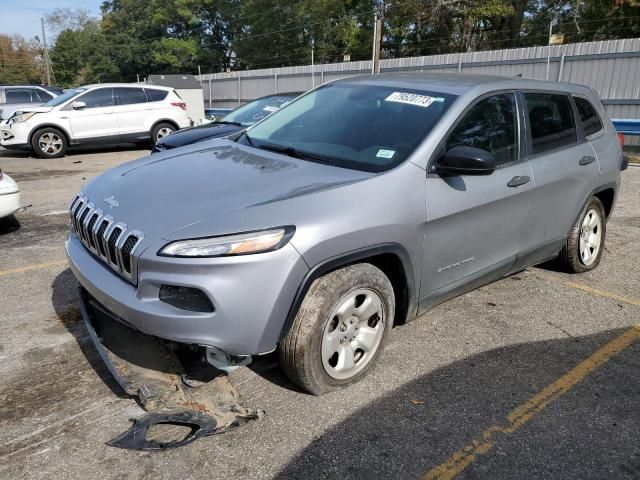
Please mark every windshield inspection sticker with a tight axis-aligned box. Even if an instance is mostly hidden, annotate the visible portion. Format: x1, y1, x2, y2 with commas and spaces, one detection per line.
385, 92, 444, 108
376, 149, 396, 159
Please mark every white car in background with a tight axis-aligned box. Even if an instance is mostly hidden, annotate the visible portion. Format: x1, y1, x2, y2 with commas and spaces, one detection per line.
0, 84, 191, 158
0, 170, 20, 219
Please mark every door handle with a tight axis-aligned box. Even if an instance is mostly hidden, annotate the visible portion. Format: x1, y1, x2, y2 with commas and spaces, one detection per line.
579, 155, 596, 165
507, 175, 530, 187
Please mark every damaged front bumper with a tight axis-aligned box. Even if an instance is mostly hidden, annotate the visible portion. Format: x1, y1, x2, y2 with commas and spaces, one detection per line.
77, 287, 262, 450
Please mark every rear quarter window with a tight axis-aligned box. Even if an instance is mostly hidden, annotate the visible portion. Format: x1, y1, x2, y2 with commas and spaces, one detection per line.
524, 92, 577, 155
145, 89, 168, 101
574, 96, 604, 137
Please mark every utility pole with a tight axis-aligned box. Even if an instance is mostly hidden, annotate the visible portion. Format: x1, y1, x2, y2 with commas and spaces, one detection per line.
546, 17, 555, 81
371, 14, 382, 75
311, 46, 315, 87
41, 18, 51, 86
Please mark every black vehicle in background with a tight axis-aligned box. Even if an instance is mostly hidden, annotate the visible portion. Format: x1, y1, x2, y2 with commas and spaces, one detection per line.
152, 92, 302, 153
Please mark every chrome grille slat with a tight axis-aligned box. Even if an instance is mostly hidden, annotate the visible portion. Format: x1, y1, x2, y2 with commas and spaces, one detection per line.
69, 195, 144, 284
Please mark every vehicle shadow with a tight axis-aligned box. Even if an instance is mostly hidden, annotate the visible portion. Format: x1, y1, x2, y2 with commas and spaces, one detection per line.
274, 328, 640, 479
0, 143, 149, 159
50, 268, 126, 398
0, 213, 20, 234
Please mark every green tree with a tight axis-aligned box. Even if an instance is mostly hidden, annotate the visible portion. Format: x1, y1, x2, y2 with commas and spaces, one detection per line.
0, 34, 42, 84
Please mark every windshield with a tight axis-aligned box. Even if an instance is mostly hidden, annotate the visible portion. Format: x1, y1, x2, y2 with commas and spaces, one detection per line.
44, 88, 86, 107
243, 83, 457, 172
222, 94, 298, 126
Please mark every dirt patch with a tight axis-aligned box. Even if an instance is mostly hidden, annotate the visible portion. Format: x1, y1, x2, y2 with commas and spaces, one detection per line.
9, 169, 81, 182
48, 306, 86, 338
51, 306, 82, 326
0, 212, 69, 248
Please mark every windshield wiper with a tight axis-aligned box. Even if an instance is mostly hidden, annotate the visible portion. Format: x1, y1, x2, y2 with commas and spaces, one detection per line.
255, 143, 337, 166
214, 120, 243, 126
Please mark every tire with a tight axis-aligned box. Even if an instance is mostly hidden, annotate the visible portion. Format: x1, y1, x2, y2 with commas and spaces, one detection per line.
557, 197, 606, 273
151, 122, 176, 146
30, 127, 67, 158
279, 263, 395, 395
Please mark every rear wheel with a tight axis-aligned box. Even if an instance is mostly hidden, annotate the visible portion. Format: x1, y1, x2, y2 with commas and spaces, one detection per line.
557, 197, 606, 273
151, 123, 176, 146
31, 127, 67, 158
279, 263, 394, 395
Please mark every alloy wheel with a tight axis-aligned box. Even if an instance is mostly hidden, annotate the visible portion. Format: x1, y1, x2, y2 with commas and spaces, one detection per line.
156, 127, 174, 140
38, 132, 63, 156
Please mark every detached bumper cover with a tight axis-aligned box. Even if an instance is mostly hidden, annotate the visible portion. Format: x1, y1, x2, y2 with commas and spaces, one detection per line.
78, 287, 261, 451
66, 232, 309, 355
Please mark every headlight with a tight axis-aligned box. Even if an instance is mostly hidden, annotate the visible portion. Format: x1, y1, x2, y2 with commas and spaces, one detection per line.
10, 112, 36, 123
159, 227, 294, 258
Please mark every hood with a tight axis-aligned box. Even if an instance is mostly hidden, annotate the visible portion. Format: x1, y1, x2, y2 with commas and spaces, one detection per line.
0, 103, 48, 120
81, 139, 371, 244
154, 123, 243, 150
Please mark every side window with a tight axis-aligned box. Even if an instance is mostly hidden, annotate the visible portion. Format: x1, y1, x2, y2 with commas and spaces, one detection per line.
116, 87, 148, 105
574, 96, 604, 137
524, 93, 577, 155
144, 88, 168, 102
78, 88, 115, 108
5, 88, 34, 103
446, 93, 518, 165
34, 89, 54, 102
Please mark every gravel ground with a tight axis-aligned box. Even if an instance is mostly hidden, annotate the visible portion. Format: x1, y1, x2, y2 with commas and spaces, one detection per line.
1, 147, 639, 480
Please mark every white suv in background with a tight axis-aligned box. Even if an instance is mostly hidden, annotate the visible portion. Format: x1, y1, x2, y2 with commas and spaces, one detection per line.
0, 84, 191, 158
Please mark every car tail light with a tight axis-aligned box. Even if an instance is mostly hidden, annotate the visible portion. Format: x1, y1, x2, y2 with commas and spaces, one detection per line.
170, 102, 187, 110
618, 132, 624, 146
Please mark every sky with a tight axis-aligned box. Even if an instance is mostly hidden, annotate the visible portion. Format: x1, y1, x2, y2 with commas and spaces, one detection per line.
0, 0, 103, 41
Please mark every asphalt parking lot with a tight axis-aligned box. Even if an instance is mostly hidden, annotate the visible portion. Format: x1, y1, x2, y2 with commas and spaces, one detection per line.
1, 147, 639, 480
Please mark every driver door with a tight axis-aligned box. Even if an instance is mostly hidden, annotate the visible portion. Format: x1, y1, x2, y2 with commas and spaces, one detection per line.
66, 87, 119, 141
420, 92, 534, 310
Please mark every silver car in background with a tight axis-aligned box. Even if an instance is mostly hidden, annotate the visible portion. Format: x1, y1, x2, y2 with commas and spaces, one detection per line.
0, 85, 61, 121
66, 73, 624, 395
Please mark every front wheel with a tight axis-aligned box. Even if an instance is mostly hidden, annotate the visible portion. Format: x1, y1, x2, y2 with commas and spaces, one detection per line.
557, 197, 606, 273
31, 127, 67, 158
279, 263, 394, 395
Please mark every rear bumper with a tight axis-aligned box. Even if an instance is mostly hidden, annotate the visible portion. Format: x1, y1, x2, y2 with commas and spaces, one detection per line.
66, 232, 309, 355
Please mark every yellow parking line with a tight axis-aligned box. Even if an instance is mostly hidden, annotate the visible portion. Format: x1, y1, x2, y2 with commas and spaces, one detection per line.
0, 260, 67, 277
531, 269, 640, 308
425, 323, 640, 480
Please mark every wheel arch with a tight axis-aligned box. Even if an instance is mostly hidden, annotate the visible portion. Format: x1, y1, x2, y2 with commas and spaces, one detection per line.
593, 187, 615, 218
279, 243, 418, 342
28, 124, 72, 147
151, 119, 179, 133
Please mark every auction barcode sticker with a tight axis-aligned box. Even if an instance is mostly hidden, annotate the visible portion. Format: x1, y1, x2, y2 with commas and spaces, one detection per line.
385, 92, 443, 108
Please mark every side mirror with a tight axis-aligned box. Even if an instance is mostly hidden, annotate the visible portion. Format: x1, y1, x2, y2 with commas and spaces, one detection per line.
435, 145, 496, 176
71, 101, 86, 110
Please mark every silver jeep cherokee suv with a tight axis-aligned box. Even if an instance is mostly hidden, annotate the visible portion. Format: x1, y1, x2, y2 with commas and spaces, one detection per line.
66, 73, 624, 394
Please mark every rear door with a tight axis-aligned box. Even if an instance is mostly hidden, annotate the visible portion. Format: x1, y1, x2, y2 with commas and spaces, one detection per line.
421, 92, 534, 307
518, 92, 599, 260
66, 87, 119, 141
114, 87, 151, 140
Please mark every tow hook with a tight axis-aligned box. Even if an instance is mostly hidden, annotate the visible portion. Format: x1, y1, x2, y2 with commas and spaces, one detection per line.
78, 288, 263, 451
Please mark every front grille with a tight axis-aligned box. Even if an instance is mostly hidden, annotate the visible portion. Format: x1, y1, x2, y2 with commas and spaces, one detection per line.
69, 195, 144, 284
